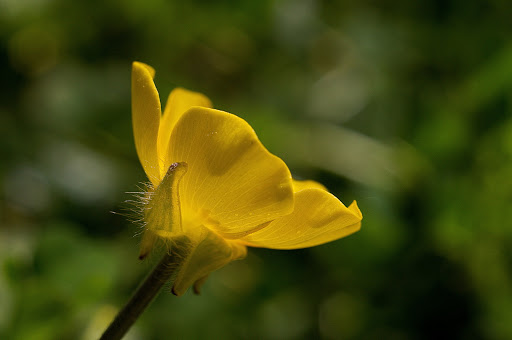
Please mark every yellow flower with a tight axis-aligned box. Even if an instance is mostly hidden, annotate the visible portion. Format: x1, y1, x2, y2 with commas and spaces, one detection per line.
131, 62, 362, 295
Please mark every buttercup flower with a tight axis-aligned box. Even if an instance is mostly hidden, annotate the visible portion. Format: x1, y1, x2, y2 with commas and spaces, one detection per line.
132, 62, 362, 295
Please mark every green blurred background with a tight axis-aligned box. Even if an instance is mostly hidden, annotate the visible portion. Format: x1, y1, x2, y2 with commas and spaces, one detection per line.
2, 0, 512, 339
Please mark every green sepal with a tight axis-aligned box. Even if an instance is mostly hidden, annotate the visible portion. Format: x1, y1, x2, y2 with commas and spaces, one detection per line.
139, 162, 188, 259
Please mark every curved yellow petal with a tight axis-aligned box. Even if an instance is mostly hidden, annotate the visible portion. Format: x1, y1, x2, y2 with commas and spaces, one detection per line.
158, 88, 212, 177
168, 107, 294, 238
132, 61, 161, 186
239, 189, 362, 249
292, 179, 328, 192
171, 226, 247, 296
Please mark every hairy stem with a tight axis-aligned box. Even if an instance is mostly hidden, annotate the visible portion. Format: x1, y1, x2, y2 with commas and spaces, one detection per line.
99, 252, 177, 340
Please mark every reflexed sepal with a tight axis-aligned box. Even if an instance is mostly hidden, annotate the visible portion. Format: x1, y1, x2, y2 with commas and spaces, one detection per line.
192, 275, 209, 295
139, 162, 188, 259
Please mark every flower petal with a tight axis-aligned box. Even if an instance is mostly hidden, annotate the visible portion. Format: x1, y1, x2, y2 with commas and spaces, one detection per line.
157, 88, 212, 177
292, 179, 327, 192
168, 107, 295, 238
171, 226, 247, 296
239, 189, 362, 249
132, 61, 161, 186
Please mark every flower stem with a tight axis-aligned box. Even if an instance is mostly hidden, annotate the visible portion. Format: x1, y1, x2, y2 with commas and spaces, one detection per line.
99, 251, 177, 340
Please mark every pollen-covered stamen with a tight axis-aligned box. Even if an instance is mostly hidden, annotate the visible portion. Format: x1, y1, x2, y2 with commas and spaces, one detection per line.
139, 162, 188, 259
